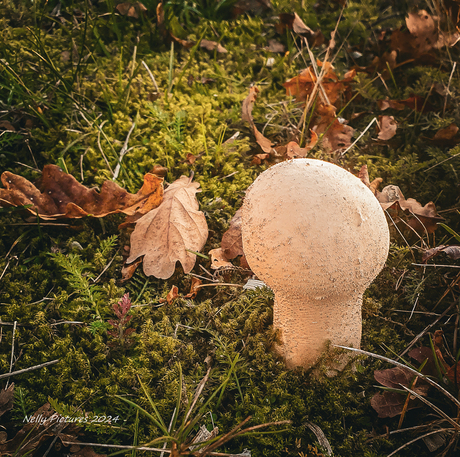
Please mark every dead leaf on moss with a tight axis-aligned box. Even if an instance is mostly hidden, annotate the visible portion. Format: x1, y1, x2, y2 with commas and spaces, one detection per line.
422, 245, 460, 262
0, 165, 164, 220
166, 285, 179, 304
428, 123, 460, 146
377, 115, 397, 140
0, 384, 14, 418
242, 86, 274, 153
285, 133, 318, 159
276, 13, 324, 46
377, 185, 443, 233
120, 258, 143, 282
313, 104, 354, 152
371, 391, 421, 418
221, 208, 244, 259
250, 153, 270, 165
116, 2, 147, 18
200, 39, 227, 53
283, 61, 354, 108
209, 248, 233, 270
126, 175, 208, 279
184, 277, 202, 299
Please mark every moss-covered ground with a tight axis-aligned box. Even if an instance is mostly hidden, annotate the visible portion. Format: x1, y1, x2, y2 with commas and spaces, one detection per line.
2, 0, 460, 456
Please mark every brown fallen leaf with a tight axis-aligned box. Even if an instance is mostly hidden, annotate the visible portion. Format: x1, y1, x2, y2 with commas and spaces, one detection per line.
283, 61, 354, 108
285, 133, 318, 159
313, 104, 354, 152
0, 383, 14, 418
242, 86, 274, 154
377, 115, 398, 140
0, 165, 164, 220
120, 258, 143, 282
184, 277, 202, 299
166, 285, 179, 304
250, 153, 270, 165
116, 1, 147, 18
422, 245, 460, 262
126, 175, 208, 279
200, 39, 227, 53
371, 391, 421, 418
0, 120, 16, 131
377, 184, 443, 233
276, 13, 324, 47
221, 208, 243, 259
428, 123, 460, 146
209, 248, 233, 270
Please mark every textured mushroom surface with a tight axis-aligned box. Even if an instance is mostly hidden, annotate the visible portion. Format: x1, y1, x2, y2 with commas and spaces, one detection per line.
241, 159, 390, 369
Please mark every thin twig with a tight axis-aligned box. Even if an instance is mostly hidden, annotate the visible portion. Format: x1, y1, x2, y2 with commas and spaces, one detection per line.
61, 442, 169, 453
97, 120, 114, 174
0, 359, 60, 380
399, 302, 456, 356
5, 321, 17, 388
412, 263, 460, 269
194, 283, 243, 289
113, 119, 137, 180
142, 60, 160, 92
341, 117, 377, 155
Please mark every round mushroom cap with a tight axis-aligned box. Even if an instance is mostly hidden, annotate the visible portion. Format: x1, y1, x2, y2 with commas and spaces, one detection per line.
241, 159, 390, 301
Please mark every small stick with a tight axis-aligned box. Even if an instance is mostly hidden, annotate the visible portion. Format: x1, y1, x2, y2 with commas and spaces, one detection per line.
62, 442, 169, 453
412, 263, 460, 269
142, 60, 160, 93
113, 119, 137, 180
5, 321, 17, 388
97, 120, 114, 174
194, 283, 243, 289
443, 61, 456, 116
0, 359, 60, 380
341, 117, 377, 156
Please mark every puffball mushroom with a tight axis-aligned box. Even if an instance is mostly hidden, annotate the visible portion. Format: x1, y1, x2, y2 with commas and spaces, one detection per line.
241, 159, 390, 369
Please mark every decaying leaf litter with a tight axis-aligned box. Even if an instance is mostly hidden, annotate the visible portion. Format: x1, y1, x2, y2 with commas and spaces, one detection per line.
3, 0, 460, 456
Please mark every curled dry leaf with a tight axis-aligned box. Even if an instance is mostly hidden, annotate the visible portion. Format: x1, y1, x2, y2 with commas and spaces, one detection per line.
221, 208, 244, 259
184, 277, 202, 299
377, 115, 398, 140
370, 391, 421, 419
200, 39, 227, 53
277, 13, 324, 47
126, 175, 208, 279
377, 184, 443, 233
285, 133, 318, 159
166, 285, 179, 304
242, 86, 274, 154
0, 165, 164, 220
209, 248, 233, 270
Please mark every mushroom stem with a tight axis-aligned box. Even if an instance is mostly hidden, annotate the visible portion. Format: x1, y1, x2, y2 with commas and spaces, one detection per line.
273, 293, 362, 369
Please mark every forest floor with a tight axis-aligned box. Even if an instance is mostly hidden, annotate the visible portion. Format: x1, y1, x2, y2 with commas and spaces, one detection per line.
2, 0, 460, 456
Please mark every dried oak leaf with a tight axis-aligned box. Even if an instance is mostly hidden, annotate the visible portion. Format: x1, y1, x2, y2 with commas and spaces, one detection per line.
377, 185, 443, 233
377, 115, 398, 140
0, 165, 164, 220
427, 123, 460, 146
221, 208, 244, 259
0, 383, 14, 418
126, 175, 208, 279
242, 86, 274, 154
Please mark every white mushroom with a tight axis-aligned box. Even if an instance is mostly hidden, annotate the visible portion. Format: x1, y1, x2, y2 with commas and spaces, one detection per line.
241, 159, 389, 369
